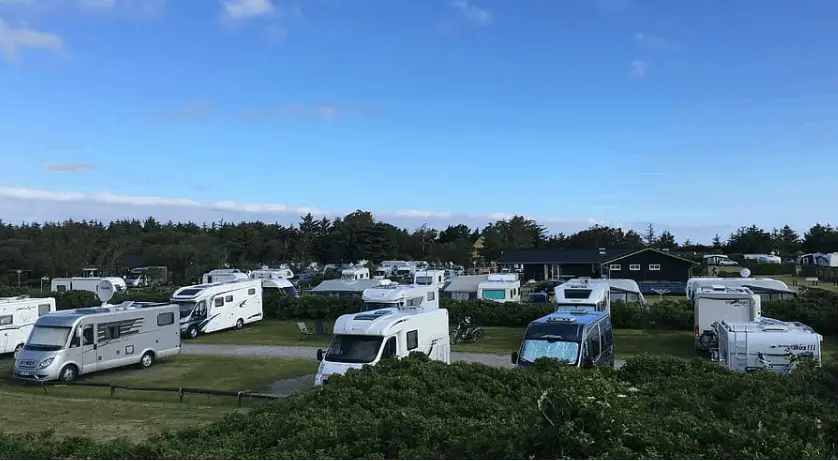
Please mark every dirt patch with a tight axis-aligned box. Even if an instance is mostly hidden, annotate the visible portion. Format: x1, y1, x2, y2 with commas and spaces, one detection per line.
263, 374, 315, 397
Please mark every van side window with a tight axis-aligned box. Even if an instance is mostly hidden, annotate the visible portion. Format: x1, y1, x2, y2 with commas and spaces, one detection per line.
381, 337, 397, 359
70, 328, 81, 348
406, 330, 418, 350
104, 325, 121, 340
588, 327, 601, 359
214, 297, 224, 308
37, 304, 52, 316
602, 321, 613, 347
248, 288, 256, 295
0, 315, 12, 326
82, 326, 94, 345
157, 312, 175, 326
225, 295, 234, 303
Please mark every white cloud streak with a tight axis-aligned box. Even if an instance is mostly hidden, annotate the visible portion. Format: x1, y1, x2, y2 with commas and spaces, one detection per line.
0, 17, 63, 62
0, 186, 737, 242
221, 0, 273, 20
448, 0, 493, 27
630, 59, 646, 78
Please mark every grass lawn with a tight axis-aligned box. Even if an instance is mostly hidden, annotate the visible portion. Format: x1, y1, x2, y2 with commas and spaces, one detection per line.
0, 355, 317, 441
770, 275, 838, 293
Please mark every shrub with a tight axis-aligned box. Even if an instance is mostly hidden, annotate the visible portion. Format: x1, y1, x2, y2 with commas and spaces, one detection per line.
1, 355, 837, 459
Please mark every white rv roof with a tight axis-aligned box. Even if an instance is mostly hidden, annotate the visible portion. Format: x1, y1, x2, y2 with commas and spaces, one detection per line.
332, 306, 446, 337
172, 279, 261, 299
719, 317, 818, 335
362, 284, 433, 302
694, 285, 755, 299
555, 281, 608, 303
692, 277, 792, 293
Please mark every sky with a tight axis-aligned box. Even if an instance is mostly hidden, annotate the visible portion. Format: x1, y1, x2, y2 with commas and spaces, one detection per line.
1, 0, 837, 243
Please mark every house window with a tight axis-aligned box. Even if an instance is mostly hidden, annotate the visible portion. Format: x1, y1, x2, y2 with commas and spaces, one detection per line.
406, 330, 418, 350
629, 264, 641, 271
649, 264, 661, 271
609, 264, 621, 271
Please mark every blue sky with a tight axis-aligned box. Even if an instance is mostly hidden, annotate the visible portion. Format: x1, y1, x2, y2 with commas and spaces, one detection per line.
0, 0, 837, 241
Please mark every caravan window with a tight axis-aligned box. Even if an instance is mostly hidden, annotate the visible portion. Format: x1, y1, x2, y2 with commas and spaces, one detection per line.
407, 330, 418, 350
157, 312, 175, 326
82, 326, 94, 345
0, 315, 12, 325
427, 291, 435, 301
602, 321, 613, 347
482, 289, 506, 300
55, 285, 67, 292
225, 295, 234, 303
248, 288, 256, 295
381, 337, 397, 359
103, 325, 121, 340
214, 297, 224, 308
587, 325, 601, 359
38, 304, 52, 316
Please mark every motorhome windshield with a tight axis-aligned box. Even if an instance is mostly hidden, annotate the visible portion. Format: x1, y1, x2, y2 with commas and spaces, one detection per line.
519, 339, 580, 365
415, 276, 433, 285
24, 326, 71, 351
324, 334, 384, 364
174, 301, 196, 318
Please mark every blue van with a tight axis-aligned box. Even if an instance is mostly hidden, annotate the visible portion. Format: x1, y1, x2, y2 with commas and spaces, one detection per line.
511, 308, 614, 368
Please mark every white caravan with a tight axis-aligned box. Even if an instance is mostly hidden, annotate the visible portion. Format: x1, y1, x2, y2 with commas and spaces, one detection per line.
171, 279, 264, 339
202, 268, 249, 284
13, 301, 181, 383
314, 301, 450, 386
710, 318, 822, 373
0, 296, 56, 356
361, 282, 440, 310
50, 276, 126, 300
554, 279, 611, 314
249, 267, 299, 297
798, 252, 838, 267
693, 286, 761, 351
413, 270, 446, 290
341, 267, 370, 281
477, 273, 521, 303
686, 276, 795, 302
567, 278, 646, 305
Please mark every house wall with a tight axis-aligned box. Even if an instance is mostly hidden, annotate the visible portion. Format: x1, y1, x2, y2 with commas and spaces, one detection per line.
604, 251, 694, 282
521, 263, 601, 281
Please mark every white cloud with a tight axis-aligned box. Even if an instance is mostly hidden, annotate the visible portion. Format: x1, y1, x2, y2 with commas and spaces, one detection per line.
43, 162, 94, 172
448, 0, 493, 27
630, 59, 646, 78
635, 32, 681, 55
0, 186, 737, 242
221, 0, 274, 20
0, 17, 63, 62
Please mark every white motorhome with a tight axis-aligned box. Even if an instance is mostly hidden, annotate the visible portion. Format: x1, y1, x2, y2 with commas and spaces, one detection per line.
125, 266, 167, 287
0, 296, 56, 356
693, 285, 761, 351
372, 267, 390, 279
554, 279, 611, 314
202, 268, 249, 284
249, 267, 299, 297
50, 276, 126, 300
477, 273, 521, 303
413, 270, 446, 290
687, 277, 795, 302
798, 252, 838, 267
361, 282, 440, 310
314, 302, 450, 386
567, 278, 646, 305
13, 301, 181, 383
341, 267, 370, 281
710, 318, 822, 373
170, 279, 264, 339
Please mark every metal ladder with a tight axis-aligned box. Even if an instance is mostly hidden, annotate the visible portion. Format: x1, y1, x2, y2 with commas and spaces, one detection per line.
734, 331, 749, 369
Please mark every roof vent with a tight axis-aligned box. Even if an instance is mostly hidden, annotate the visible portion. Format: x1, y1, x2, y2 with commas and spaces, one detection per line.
598, 248, 606, 255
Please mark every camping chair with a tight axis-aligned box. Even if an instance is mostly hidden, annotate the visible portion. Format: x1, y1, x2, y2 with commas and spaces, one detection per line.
297, 322, 314, 340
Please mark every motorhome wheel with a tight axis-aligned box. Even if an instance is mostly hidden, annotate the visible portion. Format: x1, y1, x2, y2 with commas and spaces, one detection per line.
140, 352, 154, 368
59, 364, 78, 383
187, 326, 199, 339
235, 318, 244, 330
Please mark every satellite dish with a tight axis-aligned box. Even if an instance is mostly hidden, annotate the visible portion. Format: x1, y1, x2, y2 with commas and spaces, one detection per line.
97, 279, 116, 303
739, 268, 752, 278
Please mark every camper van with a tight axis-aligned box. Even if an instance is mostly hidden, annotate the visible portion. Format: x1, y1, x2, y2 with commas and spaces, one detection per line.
554, 279, 611, 314
0, 296, 56, 356
413, 270, 446, 290
314, 303, 450, 386
477, 273, 521, 303
202, 268, 249, 284
511, 308, 614, 368
50, 276, 126, 299
13, 301, 181, 383
686, 277, 795, 302
249, 267, 299, 297
341, 268, 370, 281
693, 286, 761, 350
710, 318, 822, 373
125, 266, 167, 287
171, 279, 264, 339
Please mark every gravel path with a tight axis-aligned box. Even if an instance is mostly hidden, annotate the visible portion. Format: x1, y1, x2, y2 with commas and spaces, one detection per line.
181, 344, 626, 369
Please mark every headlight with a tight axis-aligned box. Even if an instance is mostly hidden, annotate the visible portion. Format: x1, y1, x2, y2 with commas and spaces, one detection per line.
37, 358, 54, 369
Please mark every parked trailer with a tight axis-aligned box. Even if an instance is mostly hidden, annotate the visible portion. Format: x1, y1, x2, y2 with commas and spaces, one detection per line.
477, 273, 521, 303
171, 279, 264, 339
710, 318, 822, 373
202, 268, 249, 284
0, 295, 56, 357
13, 301, 181, 383
693, 286, 761, 351
50, 276, 126, 300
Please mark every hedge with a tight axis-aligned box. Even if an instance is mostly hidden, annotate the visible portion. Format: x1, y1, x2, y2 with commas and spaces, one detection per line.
0, 355, 836, 459
5, 285, 838, 336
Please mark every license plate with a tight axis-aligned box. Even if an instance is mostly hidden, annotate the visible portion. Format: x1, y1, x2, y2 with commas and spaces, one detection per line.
17, 371, 30, 376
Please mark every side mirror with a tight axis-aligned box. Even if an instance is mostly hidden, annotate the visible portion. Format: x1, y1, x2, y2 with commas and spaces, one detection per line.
582, 356, 594, 369
511, 352, 518, 364
316, 349, 324, 361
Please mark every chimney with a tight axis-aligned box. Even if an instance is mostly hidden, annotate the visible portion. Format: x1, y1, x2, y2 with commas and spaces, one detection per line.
598, 248, 606, 255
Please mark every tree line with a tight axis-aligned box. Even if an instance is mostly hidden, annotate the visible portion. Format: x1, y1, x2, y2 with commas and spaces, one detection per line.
0, 212, 836, 286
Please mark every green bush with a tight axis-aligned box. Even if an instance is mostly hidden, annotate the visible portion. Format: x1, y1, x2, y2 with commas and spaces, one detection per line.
1, 355, 837, 459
